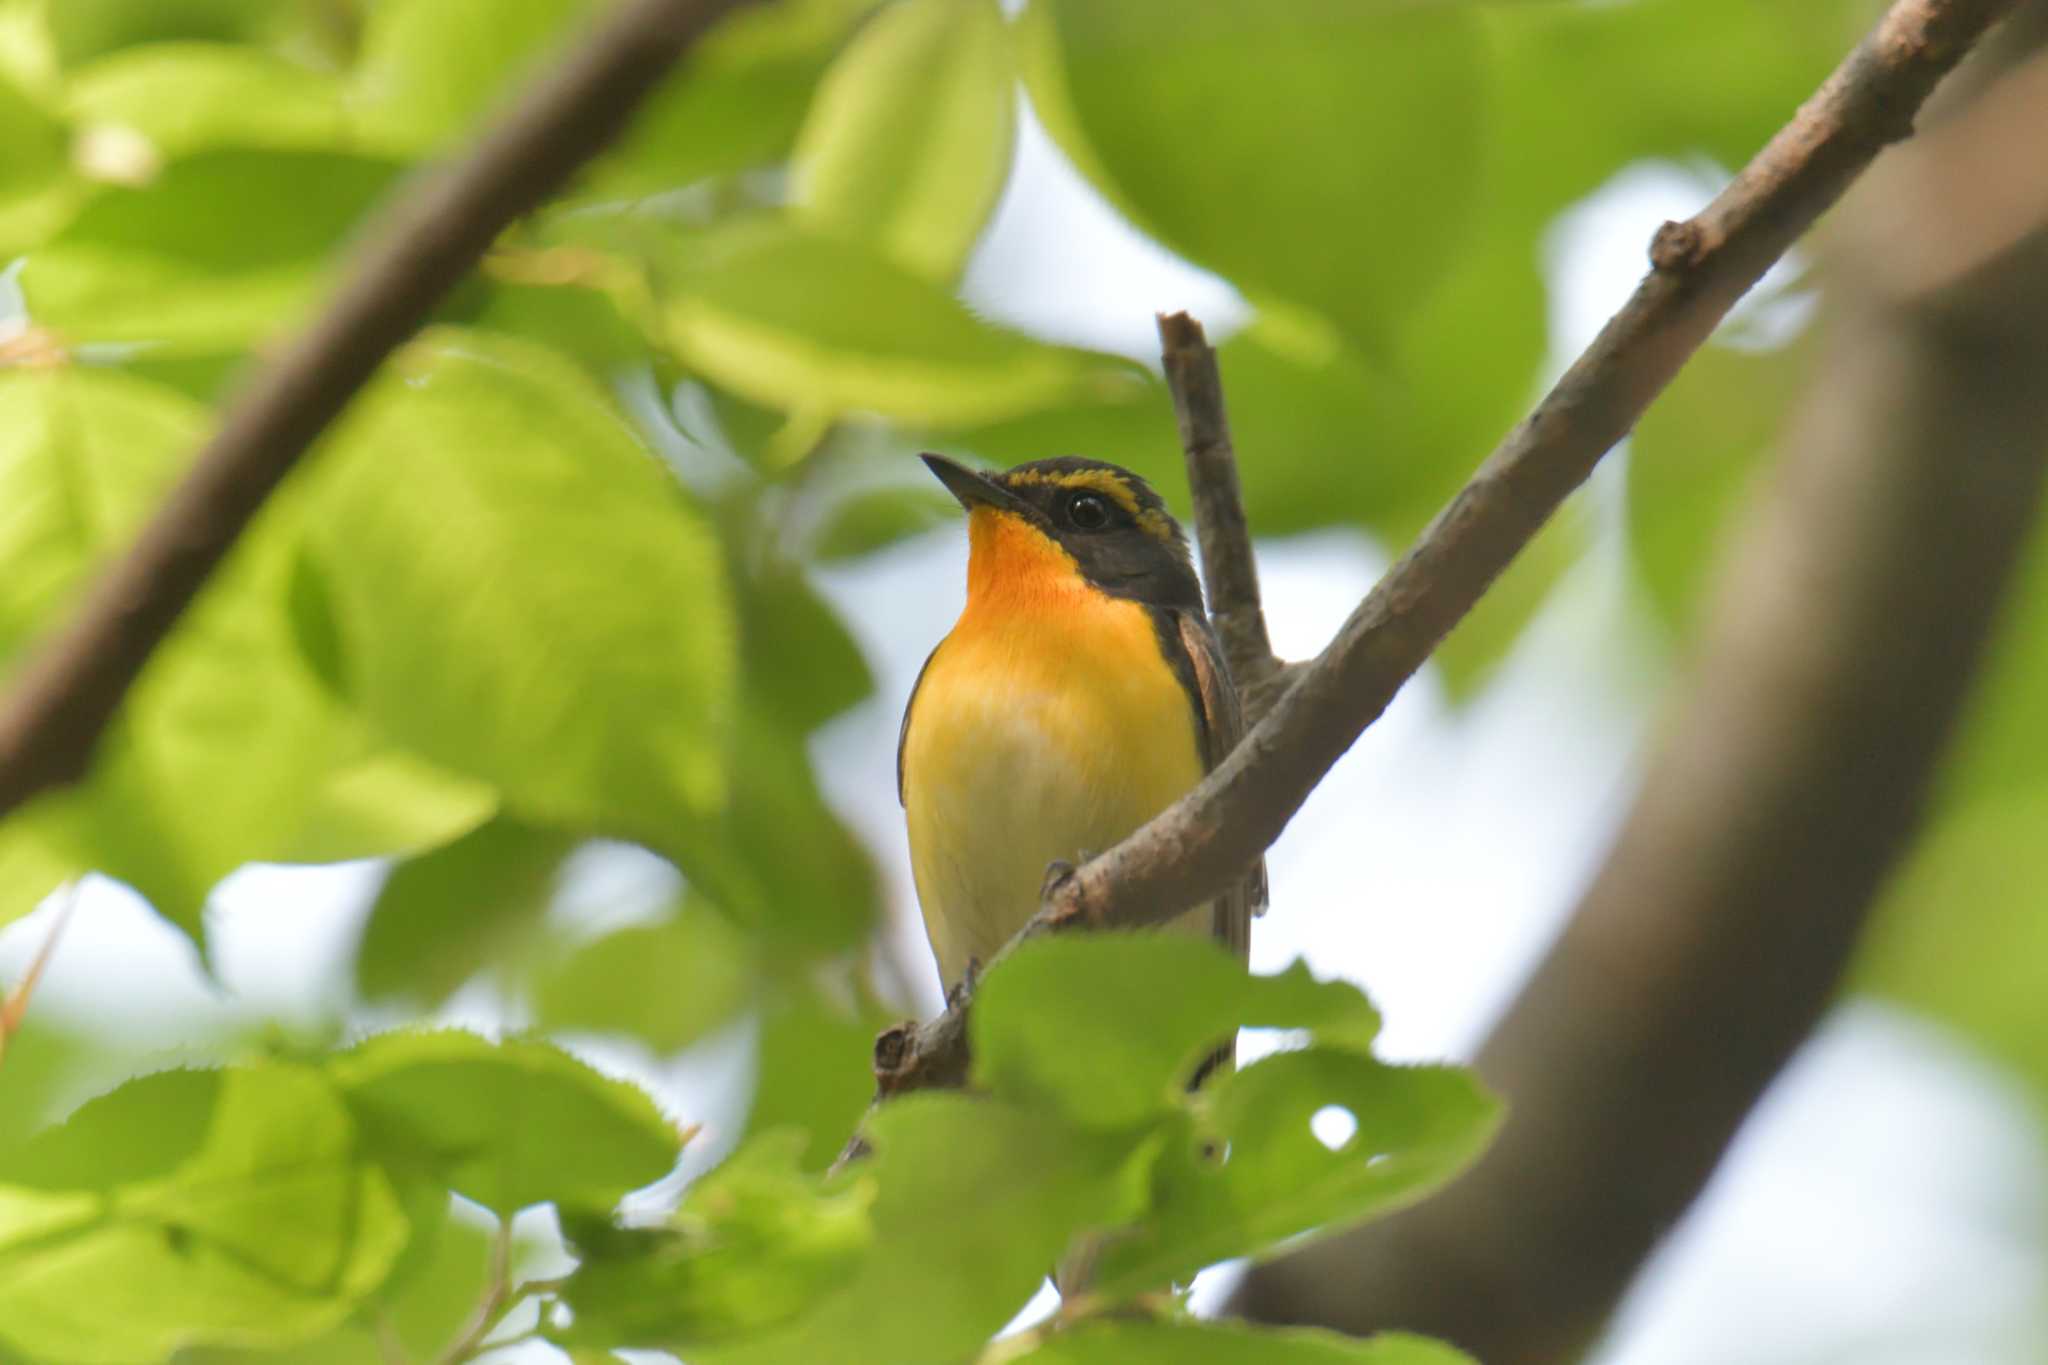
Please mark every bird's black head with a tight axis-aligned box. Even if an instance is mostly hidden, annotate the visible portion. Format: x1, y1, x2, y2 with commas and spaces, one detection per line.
921, 453, 1202, 611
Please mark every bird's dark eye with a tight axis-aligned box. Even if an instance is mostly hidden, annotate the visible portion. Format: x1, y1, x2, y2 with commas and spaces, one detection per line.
1066, 491, 1113, 531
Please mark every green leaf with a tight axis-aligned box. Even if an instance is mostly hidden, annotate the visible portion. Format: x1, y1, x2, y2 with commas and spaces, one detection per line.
1432, 503, 1585, 700
354, 0, 588, 152
1627, 338, 1812, 634
693, 1097, 1140, 1365
353, 817, 578, 1008
65, 42, 349, 158
1857, 788, 2048, 1099
806, 480, 959, 562
0, 69, 69, 238
561, 1129, 873, 1347
330, 1028, 685, 1216
1022, 0, 1487, 352
177, 1198, 493, 1365
1484, 0, 1861, 232
277, 741, 501, 865
1937, 523, 2048, 810
675, 703, 881, 953
591, 0, 882, 196
0, 366, 348, 937
22, 149, 401, 351
535, 900, 756, 1052
745, 981, 893, 1172
44, 0, 283, 68
792, 0, 1012, 281
1011, 1320, 1475, 1365
734, 561, 873, 731
0, 1064, 410, 1364
1092, 1053, 1498, 1297
304, 327, 738, 852
655, 218, 1131, 427
974, 938, 1381, 1129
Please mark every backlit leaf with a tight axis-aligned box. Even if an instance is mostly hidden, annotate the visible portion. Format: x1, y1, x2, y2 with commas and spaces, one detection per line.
0, 1064, 410, 1364
792, 0, 1013, 281
331, 1029, 685, 1217
1010, 1320, 1475, 1365
1021, 0, 1487, 352
304, 327, 738, 853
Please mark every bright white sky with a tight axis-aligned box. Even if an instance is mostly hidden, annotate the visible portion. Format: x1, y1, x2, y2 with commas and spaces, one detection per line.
3, 95, 2046, 1365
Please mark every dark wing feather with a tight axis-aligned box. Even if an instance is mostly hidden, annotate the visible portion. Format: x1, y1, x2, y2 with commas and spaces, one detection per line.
897, 646, 939, 806
1159, 608, 1268, 963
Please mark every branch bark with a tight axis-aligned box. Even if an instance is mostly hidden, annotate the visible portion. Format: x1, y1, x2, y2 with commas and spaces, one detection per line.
852, 0, 2018, 1113
1157, 312, 1286, 716
1232, 22, 2048, 1362
0, 0, 754, 820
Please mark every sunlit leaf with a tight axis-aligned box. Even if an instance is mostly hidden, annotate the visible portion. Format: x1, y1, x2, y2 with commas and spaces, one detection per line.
792, 0, 1012, 281
655, 218, 1131, 427
591, 0, 881, 196
0, 367, 347, 937
536, 900, 756, 1053
562, 1129, 873, 1347
44, 0, 284, 68
304, 327, 738, 853
354, 0, 588, 152
178, 1198, 493, 1365
692, 1097, 1140, 1365
974, 938, 1382, 1129
1938, 525, 2048, 810
1627, 337, 1813, 634
0, 69, 70, 250
331, 1029, 685, 1217
353, 818, 577, 1008
0, 1064, 410, 1364
1858, 788, 2048, 1099
674, 703, 881, 953
65, 42, 349, 158
1092, 1053, 1497, 1297
1021, 0, 1487, 352
745, 981, 893, 1172
22, 149, 401, 351
734, 561, 873, 731
1010, 1320, 1475, 1365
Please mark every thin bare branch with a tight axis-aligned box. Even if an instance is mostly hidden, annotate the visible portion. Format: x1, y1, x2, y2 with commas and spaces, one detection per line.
0, 883, 76, 1066
849, 0, 2018, 1116
1157, 312, 1283, 714
0, 0, 755, 821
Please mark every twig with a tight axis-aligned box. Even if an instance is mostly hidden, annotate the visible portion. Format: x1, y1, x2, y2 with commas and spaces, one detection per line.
0, 882, 76, 1067
1156, 312, 1283, 717
845, 0, 2018, 1118
0, 0, 755, 821
431, 1218, 515, 1365
1232, 23, 2048, 1359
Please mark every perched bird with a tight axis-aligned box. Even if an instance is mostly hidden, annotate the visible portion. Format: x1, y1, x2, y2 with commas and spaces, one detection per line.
898, 453, 1265, 1024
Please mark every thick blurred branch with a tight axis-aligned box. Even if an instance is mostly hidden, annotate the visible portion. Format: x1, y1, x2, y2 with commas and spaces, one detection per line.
0, 0, 753, 821
1232, 23, 2048, 1364
853, 0, 2016, 1115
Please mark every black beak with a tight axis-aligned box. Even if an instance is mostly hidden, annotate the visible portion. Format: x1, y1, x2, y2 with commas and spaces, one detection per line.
921, 453, 1022, 514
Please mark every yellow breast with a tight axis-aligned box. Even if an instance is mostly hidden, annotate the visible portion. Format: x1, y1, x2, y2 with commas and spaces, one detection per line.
902, 510, 1206, 987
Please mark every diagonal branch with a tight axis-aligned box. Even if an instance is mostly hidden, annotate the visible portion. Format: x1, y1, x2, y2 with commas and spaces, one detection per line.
851, 0, 2018, 1115
0, 0, 755, 821
1233, 26, 2048, 1354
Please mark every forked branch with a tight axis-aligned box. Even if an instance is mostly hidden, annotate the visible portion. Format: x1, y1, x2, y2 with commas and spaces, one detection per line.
851, 0, 2019, 1116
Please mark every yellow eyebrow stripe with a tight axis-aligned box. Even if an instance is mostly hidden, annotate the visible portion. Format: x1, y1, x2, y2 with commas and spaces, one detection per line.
1001, 468, 1143, 518
1001, 468, 1181, 545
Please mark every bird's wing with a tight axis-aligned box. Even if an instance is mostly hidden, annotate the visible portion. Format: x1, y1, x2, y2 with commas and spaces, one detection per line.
1164, 607, 1269, 963
896, 645, 940, 807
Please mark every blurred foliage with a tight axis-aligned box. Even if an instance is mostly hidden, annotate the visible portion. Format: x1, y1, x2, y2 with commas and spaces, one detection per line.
0, 0, 2039, 1359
